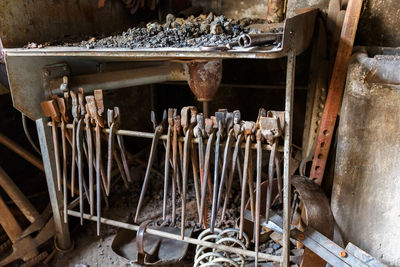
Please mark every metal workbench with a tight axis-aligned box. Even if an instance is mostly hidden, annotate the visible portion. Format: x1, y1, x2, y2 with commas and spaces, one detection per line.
4, 9, 317, 266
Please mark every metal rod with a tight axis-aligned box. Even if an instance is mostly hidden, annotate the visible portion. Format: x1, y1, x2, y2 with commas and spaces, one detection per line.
52, 123, 284, 152
282, 47, 296, 267
52, 63, 186, 95
202, 101, 209, 118
163, 82, 308, 90
0, 132, 44, 171
67, 209, 282, 262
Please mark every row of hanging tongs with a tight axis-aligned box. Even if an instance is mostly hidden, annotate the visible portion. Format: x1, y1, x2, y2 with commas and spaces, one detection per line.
40, 89, 131, 235
134, 107, 285, 253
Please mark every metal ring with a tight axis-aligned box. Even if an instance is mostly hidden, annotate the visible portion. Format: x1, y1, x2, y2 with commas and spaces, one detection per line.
54, 237, 74, 254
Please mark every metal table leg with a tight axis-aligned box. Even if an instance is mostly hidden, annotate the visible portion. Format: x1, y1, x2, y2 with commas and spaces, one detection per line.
282, 46, 296, 267
36, 118, 71, 250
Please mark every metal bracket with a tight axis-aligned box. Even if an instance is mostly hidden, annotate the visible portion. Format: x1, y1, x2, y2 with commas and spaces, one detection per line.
42, 62, 71, 98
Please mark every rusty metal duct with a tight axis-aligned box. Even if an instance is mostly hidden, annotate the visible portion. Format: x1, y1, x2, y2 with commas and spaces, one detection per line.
183, 60, 223, 117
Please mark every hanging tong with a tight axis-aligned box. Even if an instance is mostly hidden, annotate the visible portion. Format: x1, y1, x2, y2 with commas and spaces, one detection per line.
209, 111, 227, 233
216, 112, 234, 218
56, 95, 70, 223
199, 117, 216, 228
40, 99, 62, 192
162, 108, 175, 221
75, 88, 87, 225
84, 103, 95, 216
171, 113, 181, 224
221, 110, 244, 221
194, 113, 207, 226
254, 108, 266, 266
180, 106, 197, 239
135, 110, 167, 223
239, 120, 256, 239
86, 90, 105, 235
260, 111, 284, 222
107, 107, 130, 194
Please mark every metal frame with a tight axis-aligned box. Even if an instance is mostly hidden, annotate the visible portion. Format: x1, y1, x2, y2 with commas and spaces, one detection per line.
34, 46, 296, 265
7, 9, 317, 267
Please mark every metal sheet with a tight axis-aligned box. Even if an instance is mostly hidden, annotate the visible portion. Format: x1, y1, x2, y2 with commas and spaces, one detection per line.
332, 48, 400, 266
4, 10, 316, 120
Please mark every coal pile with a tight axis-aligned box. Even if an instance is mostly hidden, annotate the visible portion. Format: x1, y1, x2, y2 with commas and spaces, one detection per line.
78, 13, 266, 49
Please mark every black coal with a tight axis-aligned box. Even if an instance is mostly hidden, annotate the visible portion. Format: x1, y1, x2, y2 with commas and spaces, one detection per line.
79, 13, 266, 49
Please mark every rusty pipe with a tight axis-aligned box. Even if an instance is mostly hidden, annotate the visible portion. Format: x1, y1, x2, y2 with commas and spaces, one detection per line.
51, 62, 187, 96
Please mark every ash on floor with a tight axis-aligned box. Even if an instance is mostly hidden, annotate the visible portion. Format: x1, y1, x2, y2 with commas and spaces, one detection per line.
51, 154, 300, 266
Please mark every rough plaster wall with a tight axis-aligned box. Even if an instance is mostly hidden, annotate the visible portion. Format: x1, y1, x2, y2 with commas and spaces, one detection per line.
287, 0, 329, 17
331, 56, 400, 266
357, 0, 400, 47
193, 0, 328, 19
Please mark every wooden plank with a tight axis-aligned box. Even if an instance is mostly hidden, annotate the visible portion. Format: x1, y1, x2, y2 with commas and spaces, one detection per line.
0, 83, 8, 95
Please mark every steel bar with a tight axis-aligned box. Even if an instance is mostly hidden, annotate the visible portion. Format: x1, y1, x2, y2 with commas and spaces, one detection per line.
36, 118, 71, 250
67, 209, 282, 262
164, 82, 308, 90
310, 0, 364, 185
51, 63, 186, 95
282, 47, 296, 267
0, 132, 44, 171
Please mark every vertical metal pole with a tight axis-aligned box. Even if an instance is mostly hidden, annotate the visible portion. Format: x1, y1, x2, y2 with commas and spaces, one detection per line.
282, 45, 296, 267
36, 118, 71, 250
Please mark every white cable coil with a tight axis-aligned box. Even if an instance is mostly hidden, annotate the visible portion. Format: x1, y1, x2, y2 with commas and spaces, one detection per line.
194, 228, 250, 267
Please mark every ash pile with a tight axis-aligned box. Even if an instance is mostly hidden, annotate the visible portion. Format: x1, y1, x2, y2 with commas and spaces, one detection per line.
79, 13, 267, 49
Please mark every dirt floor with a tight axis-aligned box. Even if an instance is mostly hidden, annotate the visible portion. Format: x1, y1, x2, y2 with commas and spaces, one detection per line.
51, 156, 205, 267
49, 146, 296, 266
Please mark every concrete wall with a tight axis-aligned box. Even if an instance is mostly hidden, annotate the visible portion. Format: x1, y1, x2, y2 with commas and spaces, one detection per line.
332, 49, 400, 266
